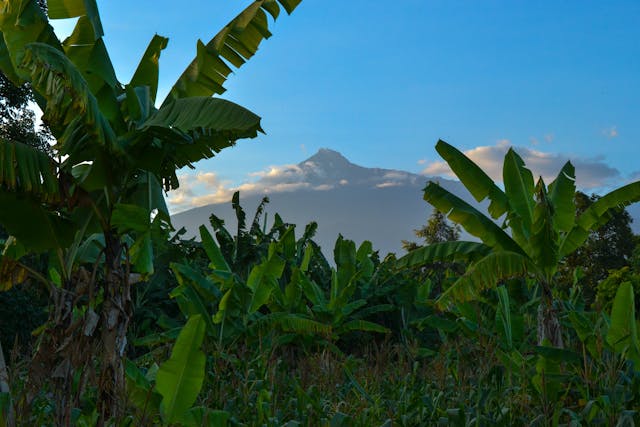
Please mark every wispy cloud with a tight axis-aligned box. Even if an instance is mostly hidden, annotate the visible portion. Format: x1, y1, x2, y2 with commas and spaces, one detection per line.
603, 126, 619, 139
421, 140, 620, 190
167, 164, 317, 213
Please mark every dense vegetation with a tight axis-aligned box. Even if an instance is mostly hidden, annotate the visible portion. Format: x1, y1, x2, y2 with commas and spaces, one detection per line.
2, 1, 640, 426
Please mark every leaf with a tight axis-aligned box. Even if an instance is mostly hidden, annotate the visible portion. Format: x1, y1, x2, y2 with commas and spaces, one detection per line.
606, 281, 640, 366
334, 235, 357, 292
533, 346, 582, 365
300, 244, 313, 272
123, 172, 170, 221
247, 253, 285, 313
0, 191, 74, 252
342, 320, 389, 334
61, 15, 122, 124
170, 285, 217, 336
129, 232, 154, 275
547, 161, 576, 233
171, 262, 223, 303
0, 0, 63, 85
47, 0, 103, 38
435, 140, 508, 219
0, 138, 60, 202
188, 407, 230, 427
299, 272, 326, 307
130, 34, 169, 103
20, 42, 118, 162
144, 97, 262, 140
163, 0, 302, 103
397, 241, 491, 268
139, 97, 262, 187
530, 179, 558, 279
111, 204, 150, 234
199, 225, 231, 272
560, 181, 640, 257
258, 313, 331, 335
125, 359, 161, 415
423, 182, 524, 254
503, 148, 535, 239
437, 251, 534, 309
496, 286, 513, 350
155, 315, 207, 424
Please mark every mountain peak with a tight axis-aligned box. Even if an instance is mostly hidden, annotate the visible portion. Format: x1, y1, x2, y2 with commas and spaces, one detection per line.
302, 148, 352, 167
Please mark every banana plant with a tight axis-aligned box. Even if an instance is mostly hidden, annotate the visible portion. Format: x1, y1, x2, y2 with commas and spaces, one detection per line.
164, 197, 390, 351
399, 140, 640, 347
297, 236, 392, 347
0, 0, 303, 421
168, 221, 331, 348
606, 281, 640, 367
126, 315, 231, 426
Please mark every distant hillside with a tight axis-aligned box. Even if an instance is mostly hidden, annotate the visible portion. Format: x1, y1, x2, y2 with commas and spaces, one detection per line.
171, 148, 640, 258
171, 149, 474, 257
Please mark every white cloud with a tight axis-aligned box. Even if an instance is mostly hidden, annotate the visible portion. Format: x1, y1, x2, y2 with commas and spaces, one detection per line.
376, 182, 403, 188
167, 172, 233, 212
604, 126, 618, 139
168, 162, 321, 213
314, 184, 334, 191
196, 172, 220, 186
383, 171, 409, 180
421, 140, 620, 190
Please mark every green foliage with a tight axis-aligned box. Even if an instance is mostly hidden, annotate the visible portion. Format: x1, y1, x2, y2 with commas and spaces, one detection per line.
0, 0, 305, 421
1, 3, 640, 425
561, 192, 637, 304
596, 267, 640, 311
156, 315, 207, 424
607, 282, 640, 367
401, 208, 461, 251
401, 140, 640, 348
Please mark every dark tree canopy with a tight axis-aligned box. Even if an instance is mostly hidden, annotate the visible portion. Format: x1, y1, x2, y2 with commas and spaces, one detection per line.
559, 191, 637, 303
0, 73, 52, 155
402, 208, 461, 252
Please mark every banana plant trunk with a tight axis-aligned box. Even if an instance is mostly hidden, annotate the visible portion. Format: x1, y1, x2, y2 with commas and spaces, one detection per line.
537, 285, 563, 348
97, 230, 132, 424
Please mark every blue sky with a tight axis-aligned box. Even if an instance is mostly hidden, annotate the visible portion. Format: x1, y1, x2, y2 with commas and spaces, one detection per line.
53, 1, 640, 211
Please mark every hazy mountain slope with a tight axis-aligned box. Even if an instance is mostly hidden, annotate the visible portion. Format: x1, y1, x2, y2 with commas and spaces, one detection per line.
172, 149, 472, 257
171, 148, 640, 258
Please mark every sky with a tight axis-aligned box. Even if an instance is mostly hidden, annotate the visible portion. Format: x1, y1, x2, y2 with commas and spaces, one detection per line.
51, 1, 640, 212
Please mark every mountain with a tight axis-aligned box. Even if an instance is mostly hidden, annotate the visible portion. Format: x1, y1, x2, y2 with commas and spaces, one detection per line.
171, 149, 640, 258
171, 149, 474, 257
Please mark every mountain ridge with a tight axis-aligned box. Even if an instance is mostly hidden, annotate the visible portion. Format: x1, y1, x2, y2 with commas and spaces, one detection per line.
171, 149, 640, 257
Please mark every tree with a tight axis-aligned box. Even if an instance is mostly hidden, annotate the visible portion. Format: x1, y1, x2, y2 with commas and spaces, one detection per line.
0, 73, 51, 153
0, 0, 302, 422
558, 192, 636, 304
399, 140, 640, 348
402, 208, 460, 251
401, 208, 461, 297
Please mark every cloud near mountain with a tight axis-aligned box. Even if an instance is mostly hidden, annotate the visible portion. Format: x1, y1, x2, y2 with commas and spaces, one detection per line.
168, 149, 423, 213
170, 147, 640, 257
169, 143, 627, 214
421, 140, 621, 190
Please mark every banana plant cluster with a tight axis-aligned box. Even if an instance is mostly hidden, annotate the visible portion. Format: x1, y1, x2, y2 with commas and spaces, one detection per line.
0, 0, 302, 421
147, 194, 391, 356
400, 140, 640, 347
